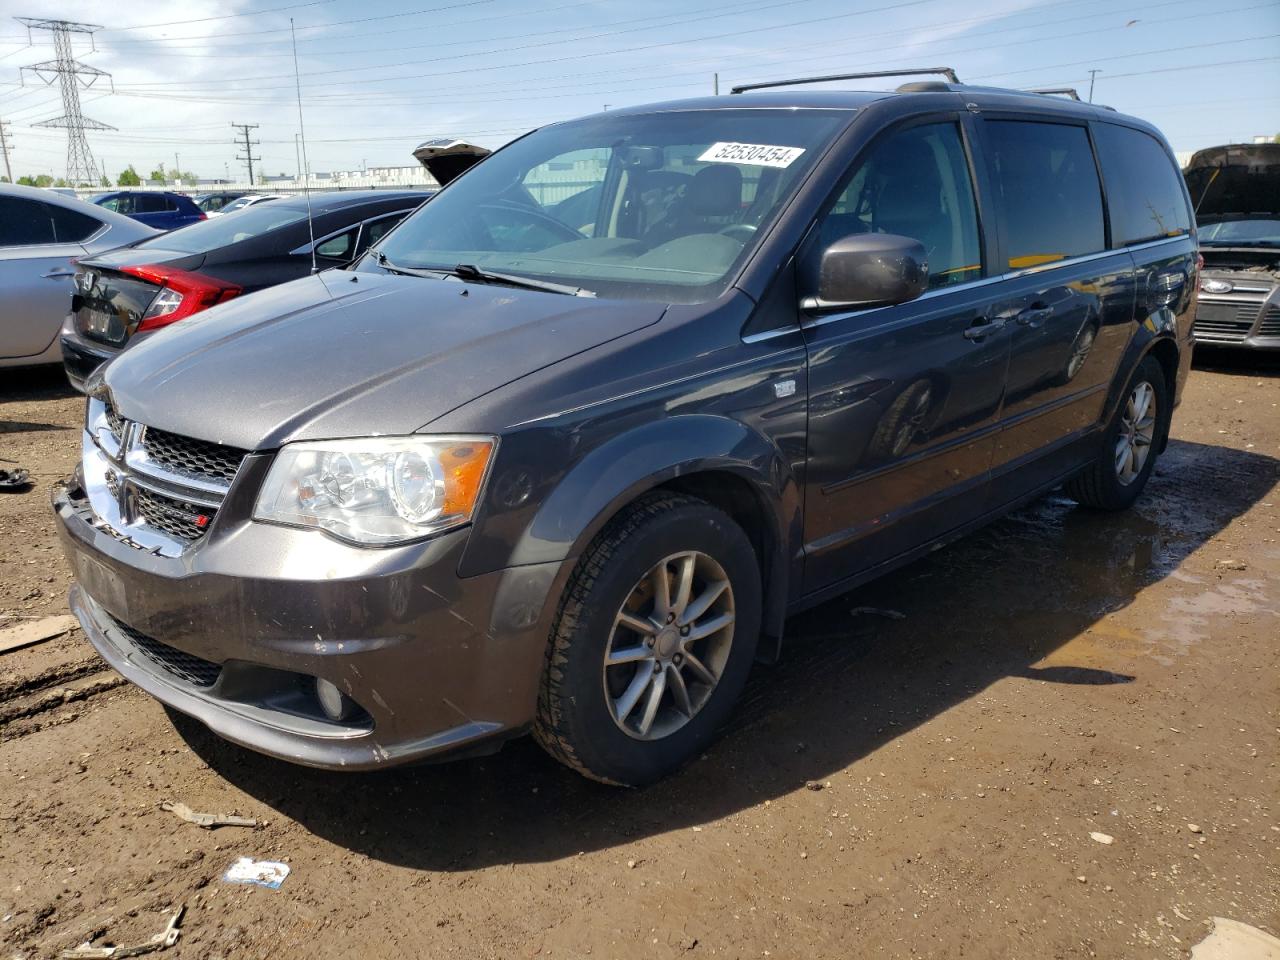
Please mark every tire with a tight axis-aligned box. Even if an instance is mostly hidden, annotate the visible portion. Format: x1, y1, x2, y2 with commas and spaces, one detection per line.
1064, 355, 1169, 511
533, 492, 761, 786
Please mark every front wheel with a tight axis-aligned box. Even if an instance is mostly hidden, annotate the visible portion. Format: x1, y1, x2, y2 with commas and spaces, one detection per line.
534, 493, 761, 786
1064, 355, 1170, 510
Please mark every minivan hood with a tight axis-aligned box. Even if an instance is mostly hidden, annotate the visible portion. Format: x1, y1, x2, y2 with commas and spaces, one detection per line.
102, 271, 664, 450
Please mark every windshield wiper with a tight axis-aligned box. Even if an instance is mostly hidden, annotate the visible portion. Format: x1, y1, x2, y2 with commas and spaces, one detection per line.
449, 263, 595, 297
373, 252, 448, 280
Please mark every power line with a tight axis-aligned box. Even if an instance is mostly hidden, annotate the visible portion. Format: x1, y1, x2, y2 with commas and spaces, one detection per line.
16, 17, 115, 186
231, 122, 260, 185
107, 0, 339, 32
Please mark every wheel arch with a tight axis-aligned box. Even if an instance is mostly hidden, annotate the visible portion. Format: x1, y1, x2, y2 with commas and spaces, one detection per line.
506, 415, 801, 659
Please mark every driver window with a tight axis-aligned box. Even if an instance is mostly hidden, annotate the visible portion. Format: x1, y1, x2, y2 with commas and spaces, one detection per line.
818, 121, 982, 290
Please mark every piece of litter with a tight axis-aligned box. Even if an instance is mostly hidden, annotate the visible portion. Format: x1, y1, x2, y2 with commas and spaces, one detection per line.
1190, 917, 1280, 959
1174, 907, 1193, 922
1090, 832, 1114, 845
850, 607, 906, 620
223, 857, 290, 889
60, 905, 182, 958
0, 614, 78, 655
161, 801, 256, 830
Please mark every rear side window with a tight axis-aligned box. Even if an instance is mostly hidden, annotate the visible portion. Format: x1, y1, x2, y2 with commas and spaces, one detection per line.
47, 204, 102, 243
985, 121, 1105, 269
1094, 124, 1192, 245
0, 197, 55, 246
817, 121, 983, 290
136, 195, 168, 213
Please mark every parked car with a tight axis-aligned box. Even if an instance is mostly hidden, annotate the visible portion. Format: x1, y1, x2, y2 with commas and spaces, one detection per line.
0, 184, 156, 370
194, 191, 249, 215
90, 191, 205, 231
207, 194, 284, 217
55, 72, 1197, 786
61, 190, 427, 390
1183, 143, 1280, 349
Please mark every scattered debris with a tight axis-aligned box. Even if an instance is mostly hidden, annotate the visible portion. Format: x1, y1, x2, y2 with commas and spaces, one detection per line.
1090, 832, 1114, 845
1174, 906, 1193, 922
1215, 559, 1248, 571
1076, 875, 1087, 883
804, 780, 826, 792
223, 857, 290, 889
1188, 823, 1203, 834
0, 467, 31, 491
0, 614, 78, 655
160, 801, 256, 830
1191, 917, 1280, 959
850, 607, 906, 620
60, 905, 183, 958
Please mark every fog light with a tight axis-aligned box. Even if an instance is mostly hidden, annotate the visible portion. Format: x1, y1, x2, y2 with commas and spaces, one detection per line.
315, 678, 357, 722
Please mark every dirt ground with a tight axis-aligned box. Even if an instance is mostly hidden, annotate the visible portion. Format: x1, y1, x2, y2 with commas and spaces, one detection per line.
1, 351, 1276, 960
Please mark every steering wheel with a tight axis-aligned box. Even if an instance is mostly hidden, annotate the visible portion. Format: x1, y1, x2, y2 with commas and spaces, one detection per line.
478, 201, 585, 245
718, 224, 758, 242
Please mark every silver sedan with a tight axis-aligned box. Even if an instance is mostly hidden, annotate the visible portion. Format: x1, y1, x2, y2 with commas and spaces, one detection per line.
1, 183, 156, 370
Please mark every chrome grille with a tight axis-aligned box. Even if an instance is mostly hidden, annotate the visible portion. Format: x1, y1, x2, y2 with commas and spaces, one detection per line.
84, 397, 248, 556
132, 486, 212, 542
104, 402, 126, 444
1193, 302, 1259, 340
110, 615, 221, 687
1260, 305, 1280, 337
141, 428, 247, 485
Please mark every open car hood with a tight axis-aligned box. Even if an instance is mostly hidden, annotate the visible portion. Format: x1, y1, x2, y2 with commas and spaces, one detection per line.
412, 139, 492, 186
1185, 143, 1280, 218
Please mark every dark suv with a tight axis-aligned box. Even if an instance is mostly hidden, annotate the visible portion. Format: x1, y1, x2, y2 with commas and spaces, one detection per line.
53, 70, 1197, 786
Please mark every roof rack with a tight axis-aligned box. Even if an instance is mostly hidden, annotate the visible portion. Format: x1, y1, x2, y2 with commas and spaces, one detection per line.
1027, 87, 1083, 101
730, 67, 960, 95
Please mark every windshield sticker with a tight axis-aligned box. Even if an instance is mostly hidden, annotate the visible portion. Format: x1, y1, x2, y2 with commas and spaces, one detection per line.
698, 142, 805, 169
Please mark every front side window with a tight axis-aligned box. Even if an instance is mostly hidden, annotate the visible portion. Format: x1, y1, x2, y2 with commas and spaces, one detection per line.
1094, 123, 1192, 245
815, 121, 982, 290
985, 120, 1105, 269
95, 195, 121, 213
368, 108, 851, 303
0, 197, 56, 246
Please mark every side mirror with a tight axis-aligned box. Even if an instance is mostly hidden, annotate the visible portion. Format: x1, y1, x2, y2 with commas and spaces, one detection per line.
801, 233, 929, 313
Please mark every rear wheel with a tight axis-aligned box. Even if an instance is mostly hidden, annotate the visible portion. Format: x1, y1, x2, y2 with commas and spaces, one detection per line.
1064, 355, 1169, 510
534, 493, 761, 786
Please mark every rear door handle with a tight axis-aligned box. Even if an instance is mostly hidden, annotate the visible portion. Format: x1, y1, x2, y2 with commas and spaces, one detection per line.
963, 317, 1007, 341
42, 269, 76, 279
1015, 306, 1053, 328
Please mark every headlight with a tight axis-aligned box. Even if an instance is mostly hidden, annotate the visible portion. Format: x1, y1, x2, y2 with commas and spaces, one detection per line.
253, 436, 495, 545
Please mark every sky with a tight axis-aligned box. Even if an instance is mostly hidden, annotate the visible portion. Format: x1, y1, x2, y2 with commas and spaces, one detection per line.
0, 0, 1277, 182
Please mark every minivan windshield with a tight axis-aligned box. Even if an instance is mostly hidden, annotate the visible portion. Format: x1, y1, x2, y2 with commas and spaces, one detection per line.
365, 108, 851, 302
135, 203, 309, 254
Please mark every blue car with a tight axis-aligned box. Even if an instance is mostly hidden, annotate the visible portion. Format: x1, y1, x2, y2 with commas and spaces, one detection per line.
90, 191, 205, 231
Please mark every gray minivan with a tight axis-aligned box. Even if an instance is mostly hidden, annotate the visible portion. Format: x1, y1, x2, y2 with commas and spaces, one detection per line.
54, 70, 1198, 786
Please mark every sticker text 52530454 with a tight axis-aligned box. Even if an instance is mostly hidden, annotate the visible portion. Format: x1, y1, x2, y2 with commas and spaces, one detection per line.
697, 142, 806, 169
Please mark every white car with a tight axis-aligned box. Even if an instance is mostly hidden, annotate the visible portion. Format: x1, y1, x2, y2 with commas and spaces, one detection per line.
206, 194, 286, 218
0, 183, 156, 369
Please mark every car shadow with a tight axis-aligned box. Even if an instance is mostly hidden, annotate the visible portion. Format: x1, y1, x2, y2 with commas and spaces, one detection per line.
0, 365, 78, 402
1192, 345, 1280, 376
174, 437, 1278, 871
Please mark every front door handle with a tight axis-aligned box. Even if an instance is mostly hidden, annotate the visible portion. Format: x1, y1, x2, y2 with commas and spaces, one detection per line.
42, 268, 76, 279
1015, 305, 1053, 328
963, 317, 1007, 341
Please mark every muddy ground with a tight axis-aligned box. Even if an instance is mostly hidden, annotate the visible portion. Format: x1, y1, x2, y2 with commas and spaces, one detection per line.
1, 353, 1277, 960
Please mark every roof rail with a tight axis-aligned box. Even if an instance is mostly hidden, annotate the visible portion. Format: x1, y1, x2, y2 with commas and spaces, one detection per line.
1027, 87, 1083, 101
730, 67, 960, 95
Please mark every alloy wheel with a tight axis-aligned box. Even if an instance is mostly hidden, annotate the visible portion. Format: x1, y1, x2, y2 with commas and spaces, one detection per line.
603, 551, 736, 740
1115, 380, 1157, 486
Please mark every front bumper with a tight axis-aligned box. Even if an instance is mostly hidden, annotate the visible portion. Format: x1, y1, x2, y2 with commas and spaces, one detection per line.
53, 478, 562, 771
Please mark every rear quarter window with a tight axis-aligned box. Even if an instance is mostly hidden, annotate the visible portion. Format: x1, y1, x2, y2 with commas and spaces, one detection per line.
984, 120, 1106, 269
1093, 123, 1192, 246
47, 204, 103, 243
